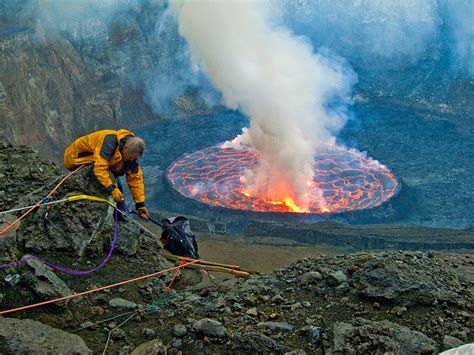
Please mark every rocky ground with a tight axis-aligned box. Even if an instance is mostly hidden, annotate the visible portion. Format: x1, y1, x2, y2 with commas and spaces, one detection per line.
0, 143, 472, 354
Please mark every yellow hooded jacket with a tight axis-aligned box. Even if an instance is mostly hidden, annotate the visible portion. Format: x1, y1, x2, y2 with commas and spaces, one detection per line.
64, 129, 145, 204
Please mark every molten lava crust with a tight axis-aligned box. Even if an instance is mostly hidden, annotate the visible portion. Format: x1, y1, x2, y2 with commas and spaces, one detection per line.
167, 145, 398, 213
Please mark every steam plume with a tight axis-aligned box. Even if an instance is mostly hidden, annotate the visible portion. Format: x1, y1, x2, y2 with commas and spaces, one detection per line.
178, 0, 355, 209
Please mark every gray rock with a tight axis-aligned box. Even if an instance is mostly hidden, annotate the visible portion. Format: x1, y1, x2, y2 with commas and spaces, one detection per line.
24, 257, 73, 299
246, 307, 258, 316
257, 321, 294, 332
192, 318, 227, 338
327, 270, 347, 286
173, 324, 187, 337
443, 335, 464, 350
142, 328, 157, 338
0, 316, 91, 354
131, 339, 167, 355
109, 298, 138, 309
271, 293, 285, 303
326, 318, 438, 354
171, 338, 182, 349
351, 253, 463, 305
230, 332, 289, 353
299, 325, 321, 344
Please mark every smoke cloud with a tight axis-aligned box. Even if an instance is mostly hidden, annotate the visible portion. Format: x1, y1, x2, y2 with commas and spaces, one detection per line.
178, 0, 355, 209
439, 0, 474, 76
282, 0, 473, 77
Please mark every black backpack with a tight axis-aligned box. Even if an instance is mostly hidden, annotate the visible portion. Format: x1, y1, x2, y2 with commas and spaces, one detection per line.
160, 216, 199, 259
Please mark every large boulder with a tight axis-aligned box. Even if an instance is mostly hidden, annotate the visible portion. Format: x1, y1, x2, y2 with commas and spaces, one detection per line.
350, 252, 464, 305
0, 316, 91, 354
326, 318, 438, 354
13, 165, 143, 257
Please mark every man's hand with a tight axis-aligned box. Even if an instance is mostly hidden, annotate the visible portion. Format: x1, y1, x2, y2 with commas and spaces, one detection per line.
111, 187, 124, 203
137, 206, 149, 220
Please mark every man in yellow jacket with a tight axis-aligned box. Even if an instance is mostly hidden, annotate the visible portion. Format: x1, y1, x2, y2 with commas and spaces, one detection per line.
64, 129, 149, 220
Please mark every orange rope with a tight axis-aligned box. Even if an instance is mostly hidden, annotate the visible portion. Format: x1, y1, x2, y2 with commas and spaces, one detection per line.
0, 165, 84, 235
166, 257, 188, 290
0, 258, 200, 316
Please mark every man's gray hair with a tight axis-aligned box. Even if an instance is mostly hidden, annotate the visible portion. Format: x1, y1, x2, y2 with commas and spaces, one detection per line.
126, 137, 145, 157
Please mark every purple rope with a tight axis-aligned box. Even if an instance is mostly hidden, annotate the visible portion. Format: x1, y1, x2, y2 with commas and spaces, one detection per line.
0, 209, 119, 276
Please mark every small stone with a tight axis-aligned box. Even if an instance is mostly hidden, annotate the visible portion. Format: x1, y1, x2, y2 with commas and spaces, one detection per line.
173, 324, 187, 337
232, 302, 243, 310
271, 294, 285, 303
327, 270, 347, 286
297, 271, 323, 285
299, 325, 321, 344
257, 321, 294, 332
390, 306, 407, 316
109, 298, 137, 309
215, 297, 226, 308
90, 306, 105, 316
142, 328, 157, 338
193, 318, 227, 338
290, 302, 301, 311
111, 328, 126, 339
246, 307, 258, 316
171, 338, 182, 349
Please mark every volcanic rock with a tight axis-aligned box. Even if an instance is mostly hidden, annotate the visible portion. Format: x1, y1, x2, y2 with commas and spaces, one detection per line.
109, 298, 138, 310
327, 318, 438, 354
192, 318, 227, 338
0, 144, 61, 212
443, 335, 464, 350
173, 323, 187, 337
0, 316, 91, 354
13, 165, 146, 257
350, 252, 464, 305
257, 321, 294, 332
299, 325, 321, 344
297, 271, 323, 285
229, 332, 290, 353
131, 339, 167, 355
23, 257, 73, 299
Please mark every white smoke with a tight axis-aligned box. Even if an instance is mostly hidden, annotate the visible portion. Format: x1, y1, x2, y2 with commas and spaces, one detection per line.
439, 0, 474, 76
177, 0, 355, 209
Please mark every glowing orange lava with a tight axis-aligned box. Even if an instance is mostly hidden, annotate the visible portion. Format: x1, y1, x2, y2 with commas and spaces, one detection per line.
166, 144, 399, 213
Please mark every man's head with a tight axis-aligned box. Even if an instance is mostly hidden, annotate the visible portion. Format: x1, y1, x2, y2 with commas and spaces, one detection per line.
122, 137, 145, 161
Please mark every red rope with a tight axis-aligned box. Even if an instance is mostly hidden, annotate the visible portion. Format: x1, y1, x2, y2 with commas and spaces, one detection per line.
0, 258, 200, 316
166, 257, 188, 290
0, 165, 85, 235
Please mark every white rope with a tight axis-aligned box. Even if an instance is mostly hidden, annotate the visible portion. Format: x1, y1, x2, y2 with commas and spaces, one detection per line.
0, 199, 69, 215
